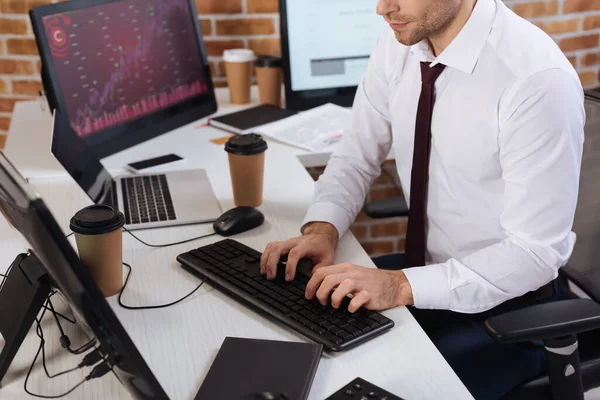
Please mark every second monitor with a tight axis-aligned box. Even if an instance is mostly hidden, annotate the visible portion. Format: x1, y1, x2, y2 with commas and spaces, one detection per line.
279, 0, 387, 110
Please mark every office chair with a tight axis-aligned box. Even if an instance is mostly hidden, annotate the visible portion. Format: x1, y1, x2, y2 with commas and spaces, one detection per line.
361, 91, 600, 400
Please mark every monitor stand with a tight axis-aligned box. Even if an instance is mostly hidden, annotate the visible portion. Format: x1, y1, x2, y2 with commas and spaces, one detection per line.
0, 253, 51, 386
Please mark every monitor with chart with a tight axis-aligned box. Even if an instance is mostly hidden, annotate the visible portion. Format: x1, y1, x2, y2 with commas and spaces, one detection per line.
279, 0, 387, 110
30, 0, 217, 159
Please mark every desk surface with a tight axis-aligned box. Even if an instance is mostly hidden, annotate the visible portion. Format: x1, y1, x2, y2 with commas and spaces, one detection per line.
4, 86, 351, 179
0, 90, 472, 400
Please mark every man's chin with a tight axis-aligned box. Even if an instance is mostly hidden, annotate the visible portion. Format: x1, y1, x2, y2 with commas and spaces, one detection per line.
393, 30, 421, 46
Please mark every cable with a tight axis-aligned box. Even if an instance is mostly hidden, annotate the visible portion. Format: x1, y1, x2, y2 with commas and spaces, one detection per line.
118, 262, 206, 310
47, 299, 96, 355
65, 232, 74, 239
123, 226, 217, 248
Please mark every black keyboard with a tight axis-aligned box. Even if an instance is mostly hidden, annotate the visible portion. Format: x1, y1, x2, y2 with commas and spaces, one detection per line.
325, 377, 405, 400
121, 175, 176, 225
177, 239, 394, 352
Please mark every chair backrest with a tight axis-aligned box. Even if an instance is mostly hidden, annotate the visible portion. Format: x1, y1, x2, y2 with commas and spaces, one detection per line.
562, 91, 600, 302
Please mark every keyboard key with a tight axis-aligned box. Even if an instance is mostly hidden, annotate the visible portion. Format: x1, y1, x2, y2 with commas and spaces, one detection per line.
337, 330, 353, 340
324, 333, 343, 345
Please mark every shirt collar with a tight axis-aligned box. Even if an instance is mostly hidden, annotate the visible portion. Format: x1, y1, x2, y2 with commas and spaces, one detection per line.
410, 0, 497, 74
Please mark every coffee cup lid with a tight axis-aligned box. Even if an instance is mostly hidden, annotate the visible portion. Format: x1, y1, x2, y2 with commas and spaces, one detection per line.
70, 204, 125, 235
255, 55, 282, 68
223, 49, 255, 63
225, 134, 268, 156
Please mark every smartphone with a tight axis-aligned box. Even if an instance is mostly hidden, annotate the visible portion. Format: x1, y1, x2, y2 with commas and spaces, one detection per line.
125, 154, 185, 174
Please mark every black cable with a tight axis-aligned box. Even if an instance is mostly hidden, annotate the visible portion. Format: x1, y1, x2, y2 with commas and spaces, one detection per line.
118, 262, 206, 310
65, 232, 74, 239
47, 299, 96, 355
123, 226, 217, 248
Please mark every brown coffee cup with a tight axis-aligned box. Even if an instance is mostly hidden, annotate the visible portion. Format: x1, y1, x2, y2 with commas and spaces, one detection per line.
255, 55, 283, 107
224, 49, 255, 104
225, 134, 268, 207
70, 205, 125, 297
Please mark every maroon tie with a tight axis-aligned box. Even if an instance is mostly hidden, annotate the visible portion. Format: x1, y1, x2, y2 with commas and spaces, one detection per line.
405, 62, 446, 268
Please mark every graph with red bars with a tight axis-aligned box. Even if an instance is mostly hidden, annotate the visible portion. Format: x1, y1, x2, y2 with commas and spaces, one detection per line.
43, 0, 208, 138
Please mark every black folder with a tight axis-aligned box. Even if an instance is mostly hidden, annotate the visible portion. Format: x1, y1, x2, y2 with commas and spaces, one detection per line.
195, 337, 322, 400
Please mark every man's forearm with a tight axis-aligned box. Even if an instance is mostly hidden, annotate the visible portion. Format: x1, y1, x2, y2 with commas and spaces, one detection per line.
302, 221, 339, 247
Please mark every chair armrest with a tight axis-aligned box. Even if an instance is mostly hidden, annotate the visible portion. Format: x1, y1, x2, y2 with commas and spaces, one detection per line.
363, 197, 409, 219
485, 299, 600, 344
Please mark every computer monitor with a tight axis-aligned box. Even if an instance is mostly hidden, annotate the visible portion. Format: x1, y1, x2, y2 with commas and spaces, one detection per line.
30, 0, 217, 159
279, 0, 387, 111
0, 152, 168, 399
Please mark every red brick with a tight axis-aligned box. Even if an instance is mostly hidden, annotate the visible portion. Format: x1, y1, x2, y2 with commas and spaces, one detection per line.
350, 225, 368, 240
371, 218, 408, 238
0, 59, 35, 75
564, 0, 600, 13
369, 187, 401, 202
579, 71, 598, 87
0, 135, 6, 149
195, 0, 242, 14
356, 210, 370, 222
0, 98, 21, 113
582, 53, 600, 67
535, 18, 580, 35
0, 117, 10, 131
6, 38, 39, 56
12, 80, 44, 96
396, 238, 406, 253
248, 38, 281, 55
213, 80, 228, 88
583, 15, 600, 30
0, 0, 55, 14
199, 19, 212, 36
0, 79, 7, 94
36, 59, 42, 74
204, 39, 245, 57
248, 0, 279, 13
360, 241, 394, 256
559, 34, 599, 52
0, 18, 28, 35
567, 55, 577, 68
216, 18, 276, 36
513, 1, 559, 18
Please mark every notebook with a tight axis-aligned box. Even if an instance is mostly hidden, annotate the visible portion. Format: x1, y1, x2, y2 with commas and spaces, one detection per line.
195, 337, 323, 400
209, 105, 298, 135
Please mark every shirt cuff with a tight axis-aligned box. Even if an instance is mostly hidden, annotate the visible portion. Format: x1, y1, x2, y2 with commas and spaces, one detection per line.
301, 201, 353, 238
402, 264, 452, 310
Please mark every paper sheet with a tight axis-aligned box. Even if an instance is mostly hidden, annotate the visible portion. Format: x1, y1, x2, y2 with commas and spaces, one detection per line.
254, 103, 351, 151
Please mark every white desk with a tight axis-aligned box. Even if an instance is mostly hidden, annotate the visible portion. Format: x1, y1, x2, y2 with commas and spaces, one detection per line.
0, 93, 472, 399
4, 86, 358, 180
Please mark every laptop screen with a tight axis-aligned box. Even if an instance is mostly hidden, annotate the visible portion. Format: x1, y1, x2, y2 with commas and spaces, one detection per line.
41, 0, 208, 138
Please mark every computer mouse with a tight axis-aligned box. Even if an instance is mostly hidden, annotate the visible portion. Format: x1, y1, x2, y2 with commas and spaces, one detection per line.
213, 207, 265, 237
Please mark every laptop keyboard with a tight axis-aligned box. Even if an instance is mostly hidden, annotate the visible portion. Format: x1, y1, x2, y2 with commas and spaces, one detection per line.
121, 175, 176, 225
177, 239, 395, 352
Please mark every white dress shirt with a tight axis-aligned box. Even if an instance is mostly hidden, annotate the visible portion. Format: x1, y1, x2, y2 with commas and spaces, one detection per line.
302, 0, 586, 313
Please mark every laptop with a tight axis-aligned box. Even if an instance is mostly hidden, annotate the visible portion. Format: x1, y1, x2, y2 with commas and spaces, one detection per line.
30, 0, 223, 230
51, 110, 222, 230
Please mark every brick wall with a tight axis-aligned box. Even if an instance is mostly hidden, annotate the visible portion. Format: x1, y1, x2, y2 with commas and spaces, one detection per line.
1, 0, 600, 256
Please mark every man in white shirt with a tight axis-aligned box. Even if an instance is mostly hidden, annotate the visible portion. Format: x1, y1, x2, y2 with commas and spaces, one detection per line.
260, 0, 585, 398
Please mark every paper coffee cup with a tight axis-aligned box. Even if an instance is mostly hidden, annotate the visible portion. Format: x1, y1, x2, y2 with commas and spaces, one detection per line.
224, 49, 255, 105
70, 205, 125, 297
255, 55, 283, 107
225, 134, 268, 207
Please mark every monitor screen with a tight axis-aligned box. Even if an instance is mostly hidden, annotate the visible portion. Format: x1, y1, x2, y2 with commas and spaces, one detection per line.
41, 0, 208, 138
284, 0, 387, 92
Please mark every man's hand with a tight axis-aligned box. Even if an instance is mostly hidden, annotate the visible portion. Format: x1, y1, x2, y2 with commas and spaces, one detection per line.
305, 263, 414, 312
260, 222, 338, 281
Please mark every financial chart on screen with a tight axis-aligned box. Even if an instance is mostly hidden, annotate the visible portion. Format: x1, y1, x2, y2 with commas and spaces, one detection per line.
43, 0, 208, 137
